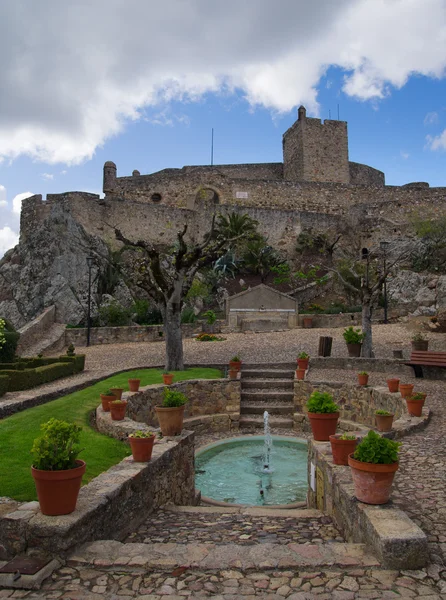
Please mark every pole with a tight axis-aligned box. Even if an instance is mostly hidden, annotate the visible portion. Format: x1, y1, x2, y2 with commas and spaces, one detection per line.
211, 128, 214, 166
87, 262, 92, 347
383, 253, 388, 324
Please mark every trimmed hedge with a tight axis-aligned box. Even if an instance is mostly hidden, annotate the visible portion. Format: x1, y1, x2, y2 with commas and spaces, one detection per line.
0, 331, 20, 362
1, 355, 86, 392
0, 375, 8, 397
59, 355, 86, 373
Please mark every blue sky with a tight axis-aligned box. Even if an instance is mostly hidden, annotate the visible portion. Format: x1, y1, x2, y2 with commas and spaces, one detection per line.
1, 0, 446, 255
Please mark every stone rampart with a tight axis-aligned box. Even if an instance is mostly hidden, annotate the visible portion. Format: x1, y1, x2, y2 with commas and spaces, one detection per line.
65, 323, 199, 346
16, 306, 56, 354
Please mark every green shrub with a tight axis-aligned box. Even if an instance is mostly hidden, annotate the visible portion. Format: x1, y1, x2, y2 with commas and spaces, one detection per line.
230, 355, 241, 362
99, 301, 131, 327
31, 418, 83, 471
67, 343, 76, 356
306, 391, 339, 414
203, 310, 217, 325
343, 326, 365, 344
353, 430, 401, 464
4, 361, 76, 391
181, 307, 196, 324
375, 409, 392, 416
59, 355, 86, 373
410, 392, 425, 401
0, 319, 20, 363
129, 430, 154, 438
162, 388, 188, 408
298, 351, 309, 359
0, 375, 8, 397
359, 371, 368, 376
339, 433, 356, 440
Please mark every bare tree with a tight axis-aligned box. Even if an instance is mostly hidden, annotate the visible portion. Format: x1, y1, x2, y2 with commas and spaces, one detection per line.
114, 214, 256, 370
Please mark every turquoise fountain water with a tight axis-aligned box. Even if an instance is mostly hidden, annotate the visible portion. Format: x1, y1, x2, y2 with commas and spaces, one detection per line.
195, 416, 308, 506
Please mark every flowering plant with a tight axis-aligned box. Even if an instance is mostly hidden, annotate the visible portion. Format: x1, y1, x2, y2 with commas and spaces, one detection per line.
0, 319, 6, 348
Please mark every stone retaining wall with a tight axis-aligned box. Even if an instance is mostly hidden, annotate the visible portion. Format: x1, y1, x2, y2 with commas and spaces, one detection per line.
126, 378, 240, 431
0, 432, 195, 560
16, 306, 56, 354
307, 440, 428, 569
65, 323, 200, 346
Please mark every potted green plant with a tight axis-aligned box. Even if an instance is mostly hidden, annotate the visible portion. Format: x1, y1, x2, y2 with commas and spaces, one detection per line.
348, 430, 401, 504
128, 378, 141, 392
399, 383, 414, 399
411, 332, 428, 351
406, 392, 426, 417
329, 432, 358, 466
306, 391, 340, 441
100, 389, 116, 412
31, 418, 85, 516
109, 387, 124, 400
297, 351, 310, 370
386, 378, 400, 393
229, 355, 242, 372
358, 371, 369, 386
155, 387, 188, 436
375, 409, 394, 432
66, 343, 76, 356
129, 430, 156, 462
343, 326, 365, 357
162, 370, 174, 385
202, 310, 217, 333
110, 398, 127, 421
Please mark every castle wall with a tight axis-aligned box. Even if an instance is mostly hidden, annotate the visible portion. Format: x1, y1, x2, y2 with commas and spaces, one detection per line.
349, 162, 385, 186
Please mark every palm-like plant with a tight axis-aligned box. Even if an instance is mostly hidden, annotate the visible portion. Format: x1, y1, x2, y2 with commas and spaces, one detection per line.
242, 237, 286, 283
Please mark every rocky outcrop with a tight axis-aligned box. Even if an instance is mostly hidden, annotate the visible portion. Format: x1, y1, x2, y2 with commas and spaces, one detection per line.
387, 270, 445, 316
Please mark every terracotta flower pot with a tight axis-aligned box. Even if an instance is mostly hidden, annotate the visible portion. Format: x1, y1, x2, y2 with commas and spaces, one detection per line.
229, 369, 238, 380
386, 378, 400, 393
128, 379, 141, 392
162, 373, 174, 385
297, 358, 309, 370
303, 317, 313, 329
307, 412, 339, 441
399, 383, 414, 399
31, 460, 86, 516
229, 361, 242, 372
329, 435, 358, 466
110, 401, 127, 421
100, 394, 115, 412
358, 374, 369, 386
346, 343, 362, 357
406, 397, 425, 417
129, 436, 155, 462
155, 405, 185, 436
348, 454, 398, 504
296, 368, 306, 381
375, 413, 394, 432
109, 387, 123, 400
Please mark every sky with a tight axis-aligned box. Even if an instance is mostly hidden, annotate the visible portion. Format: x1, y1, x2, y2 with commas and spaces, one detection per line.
1, 0, 446, 256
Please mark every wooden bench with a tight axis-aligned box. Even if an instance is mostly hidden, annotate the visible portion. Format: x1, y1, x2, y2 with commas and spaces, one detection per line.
405, 351, 446, 378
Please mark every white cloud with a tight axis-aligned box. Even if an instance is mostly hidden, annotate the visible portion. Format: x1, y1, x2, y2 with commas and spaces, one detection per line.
0, 0, 445, 164
0, 226, 19, 255
12, 192, 34, 215
424, 111, 439, 126
41, 173, 54, 180
426, 130, 446, 151
0, 185, 6, 204
400, 151, 410, 160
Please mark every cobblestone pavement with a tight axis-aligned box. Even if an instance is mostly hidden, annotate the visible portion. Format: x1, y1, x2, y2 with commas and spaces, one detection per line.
125, 508, 344, 545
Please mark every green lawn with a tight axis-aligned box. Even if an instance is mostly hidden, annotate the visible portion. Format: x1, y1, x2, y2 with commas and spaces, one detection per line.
0, 367, 221, 501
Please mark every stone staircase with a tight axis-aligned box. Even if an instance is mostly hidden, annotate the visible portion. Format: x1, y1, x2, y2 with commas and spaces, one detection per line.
240, 363, 296, 429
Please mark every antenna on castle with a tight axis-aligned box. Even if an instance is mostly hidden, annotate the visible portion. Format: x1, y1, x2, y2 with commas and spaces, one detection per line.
211, 128, 214, 166
337, 104, 340, 120
329, 109, 331, 119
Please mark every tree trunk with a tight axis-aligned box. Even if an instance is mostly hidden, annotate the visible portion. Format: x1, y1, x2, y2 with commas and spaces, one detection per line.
164, 301, 184, 371
361, 300, 374, 358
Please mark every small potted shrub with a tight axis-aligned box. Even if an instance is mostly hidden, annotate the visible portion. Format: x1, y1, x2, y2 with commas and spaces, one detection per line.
348, 430, 401, 504
375, 409, 394, 432
128, 378, 141, 392
66, 343, 76, 357
110, 398, 127, 421
129, 430, 156, 462
411, 332, 428, 351
155, 387, 188, 436
306, 391, 340, 441
100, 389, 116, 412
296, 368, 306, 381
109, 387, 124, 400
202, 310, 217, 333
358, 371, 369, 386
406, 392, 426, 417
297, 351, 310, 370
162, 370, 174, 385
31, 418, 86, 516
329, 432, 358, 466
343, 326, 365, 357
399, 383, 414, 399
386, 378, 400, 393
229, 355, 242, 372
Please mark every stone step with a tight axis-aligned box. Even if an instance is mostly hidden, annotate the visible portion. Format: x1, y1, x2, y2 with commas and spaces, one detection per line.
68, 539, 380, 571
239, 415, 294, 428
162, 505, 321, 517
240, 402, 295, 415
242, 369, 294, 380
242, 378, 294, 390
243, 363, 296, 371
241, 390, 294, 402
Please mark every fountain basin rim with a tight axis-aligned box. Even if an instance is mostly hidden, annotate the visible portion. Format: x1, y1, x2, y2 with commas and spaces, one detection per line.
195, 435, 308, 509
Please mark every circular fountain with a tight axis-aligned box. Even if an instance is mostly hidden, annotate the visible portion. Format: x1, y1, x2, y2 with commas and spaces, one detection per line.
195, 412, 308, 507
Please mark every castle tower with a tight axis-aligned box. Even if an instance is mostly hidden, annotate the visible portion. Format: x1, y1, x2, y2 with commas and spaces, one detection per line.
282, 106, 350, 184
103, 161, 117, 194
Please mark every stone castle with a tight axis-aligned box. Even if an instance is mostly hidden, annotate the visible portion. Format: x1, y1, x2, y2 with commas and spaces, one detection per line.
2, 106, 446, 327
